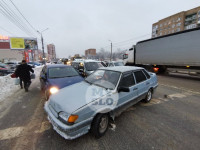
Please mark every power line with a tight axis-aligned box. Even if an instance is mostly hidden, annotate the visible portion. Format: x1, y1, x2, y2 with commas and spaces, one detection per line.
0, 2, 34, 37
0, 7, 32, 37
112, 33, 151, 45
99, 33, 151, 50
0, 26, 15, 35
0, 0, 38, 37
9, 0, 38, 33
2, 0, 36, 36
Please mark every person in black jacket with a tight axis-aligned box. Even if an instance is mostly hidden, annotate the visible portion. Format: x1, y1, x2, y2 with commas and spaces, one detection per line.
15, 60, 34, 92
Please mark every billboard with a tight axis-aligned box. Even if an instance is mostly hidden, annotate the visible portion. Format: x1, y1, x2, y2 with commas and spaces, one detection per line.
10, 37, 38, 50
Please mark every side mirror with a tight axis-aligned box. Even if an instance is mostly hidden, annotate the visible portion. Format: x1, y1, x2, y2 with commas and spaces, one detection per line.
118, 86, 130, 92
40, 74, 46, 80
79, 68, 84, 72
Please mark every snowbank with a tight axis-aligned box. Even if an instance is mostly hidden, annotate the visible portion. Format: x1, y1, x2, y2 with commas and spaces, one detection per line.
0, 66, 42, 102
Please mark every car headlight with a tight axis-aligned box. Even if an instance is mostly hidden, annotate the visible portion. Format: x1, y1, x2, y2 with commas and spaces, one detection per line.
59, 112, 78, 124
50, 87, 59, 94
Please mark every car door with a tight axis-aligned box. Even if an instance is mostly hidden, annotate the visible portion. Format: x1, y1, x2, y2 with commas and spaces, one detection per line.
117, 71, 138, 107
133, 70, 148, 100
40, 66, 47, 89
142, 69, 151, 89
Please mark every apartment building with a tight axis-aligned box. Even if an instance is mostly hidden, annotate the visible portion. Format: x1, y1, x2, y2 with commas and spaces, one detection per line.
152, 6, 200, 38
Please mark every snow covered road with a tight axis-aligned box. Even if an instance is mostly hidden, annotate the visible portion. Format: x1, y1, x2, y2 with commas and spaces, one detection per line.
0, 66, 42, 102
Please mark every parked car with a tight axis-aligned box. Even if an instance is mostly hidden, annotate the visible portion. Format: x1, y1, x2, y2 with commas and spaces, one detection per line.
40, 64, 84, 100
71, 59, 104, 77
28, 62, 41, 68
6, 61, 20, 72
107, 61, 124, 67
0, 63, 12, 76
44, 66, 158, 140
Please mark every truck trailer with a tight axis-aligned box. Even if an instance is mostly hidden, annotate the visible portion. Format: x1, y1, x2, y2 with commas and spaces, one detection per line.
123, 27, 200, 75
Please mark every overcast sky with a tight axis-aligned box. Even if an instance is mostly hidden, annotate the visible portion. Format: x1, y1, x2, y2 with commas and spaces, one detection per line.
0, 0, 199, 57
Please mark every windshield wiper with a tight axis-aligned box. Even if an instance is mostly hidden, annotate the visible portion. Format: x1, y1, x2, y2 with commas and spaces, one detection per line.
84, 80, 92, 85
93, 83, 108, 90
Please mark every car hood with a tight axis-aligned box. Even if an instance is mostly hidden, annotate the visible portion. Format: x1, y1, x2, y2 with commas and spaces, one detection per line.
49, 81, 109, 114
48, 76, 83, 89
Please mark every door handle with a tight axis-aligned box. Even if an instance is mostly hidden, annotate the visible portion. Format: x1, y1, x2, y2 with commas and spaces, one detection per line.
133, 88, 138, 91
146, 82, 150, 85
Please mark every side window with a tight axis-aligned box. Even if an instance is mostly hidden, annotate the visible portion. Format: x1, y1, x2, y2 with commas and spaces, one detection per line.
109, 63, 114, 67
42, 67, 45, 74
44, 67, 47, 74
119, 73, 135, 87
72, 62, 78, 69
134, 71, 147, 83
142, 69, 150, 79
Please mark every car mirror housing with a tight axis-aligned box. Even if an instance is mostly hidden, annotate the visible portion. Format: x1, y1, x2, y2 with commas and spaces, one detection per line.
79, 69, 84, 72
41, 74, 46, 80
118, 86, 130, 92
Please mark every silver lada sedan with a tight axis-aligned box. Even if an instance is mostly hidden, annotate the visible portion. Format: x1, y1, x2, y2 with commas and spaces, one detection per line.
44, 66, 158, 140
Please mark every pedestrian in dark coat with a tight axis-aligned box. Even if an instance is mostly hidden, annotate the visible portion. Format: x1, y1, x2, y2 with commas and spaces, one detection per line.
15, 60, 34, 92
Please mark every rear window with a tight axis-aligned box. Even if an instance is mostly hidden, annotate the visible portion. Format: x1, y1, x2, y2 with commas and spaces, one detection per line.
85, 62, 102, 71
114, 62, 124, 66
142, 69, 150, 79
134, 71, 147, 83
72, 62, 79, 69
48, 67, 79, 78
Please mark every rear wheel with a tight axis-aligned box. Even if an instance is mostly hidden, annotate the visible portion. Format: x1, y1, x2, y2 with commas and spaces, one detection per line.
144, 89, 153, 103
91, 114, 109, 138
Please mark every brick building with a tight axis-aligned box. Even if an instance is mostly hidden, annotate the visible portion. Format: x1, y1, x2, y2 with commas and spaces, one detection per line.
152, 6, 200, 38
85, 49, 96, 58
47, 44, 56, 61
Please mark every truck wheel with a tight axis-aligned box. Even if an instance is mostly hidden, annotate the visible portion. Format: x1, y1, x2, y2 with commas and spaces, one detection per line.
144, 89, 153, 103
91, 114, 109, 138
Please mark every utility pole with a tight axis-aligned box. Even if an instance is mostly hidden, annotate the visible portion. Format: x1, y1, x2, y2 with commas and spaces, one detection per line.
37, 28, 49, 65
109, 40, 112, 62
41, 34, 45, 64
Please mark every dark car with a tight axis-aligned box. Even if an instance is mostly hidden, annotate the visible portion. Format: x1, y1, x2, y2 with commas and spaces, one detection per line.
0, 63, 12, 76
6, 61, 20, 72
40, 64, 84, 100
71, 60, 104, 77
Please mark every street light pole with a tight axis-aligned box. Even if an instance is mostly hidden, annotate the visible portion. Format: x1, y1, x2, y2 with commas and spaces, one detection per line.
37, 28, 49, 65
109, 40, 112, 62
41, 34, 45, 64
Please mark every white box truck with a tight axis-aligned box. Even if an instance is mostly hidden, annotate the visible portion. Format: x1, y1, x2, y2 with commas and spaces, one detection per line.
123, 27, 200, 75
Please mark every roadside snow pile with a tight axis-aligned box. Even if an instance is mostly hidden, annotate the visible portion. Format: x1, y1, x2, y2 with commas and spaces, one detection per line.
0, 66, 42, 102
0, 75, 18, 102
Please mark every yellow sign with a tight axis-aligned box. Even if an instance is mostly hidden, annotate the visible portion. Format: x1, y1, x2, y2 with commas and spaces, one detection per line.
10, 38, 25, 49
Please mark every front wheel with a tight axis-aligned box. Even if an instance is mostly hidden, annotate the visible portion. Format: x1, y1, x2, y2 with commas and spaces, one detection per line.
91, 114, 109, 138
144, 89, 153, 103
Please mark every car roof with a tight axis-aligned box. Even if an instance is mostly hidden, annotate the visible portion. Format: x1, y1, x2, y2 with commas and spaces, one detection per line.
73, 59, 100, 63
109, 61, 123, 63
46, 64, 71, 68
99, 66, 143, 73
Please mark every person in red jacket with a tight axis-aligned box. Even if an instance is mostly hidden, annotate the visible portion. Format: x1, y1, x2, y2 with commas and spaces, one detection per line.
15, 60, 34, 92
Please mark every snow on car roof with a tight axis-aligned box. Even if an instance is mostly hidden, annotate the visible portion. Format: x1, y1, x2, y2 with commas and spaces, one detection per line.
73, 59, 100, 62
99, 66, 143, 73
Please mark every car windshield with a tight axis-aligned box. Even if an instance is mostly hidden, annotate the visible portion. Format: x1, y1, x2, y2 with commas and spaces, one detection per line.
85, 62, 103, 71
85, 70, 121, 90
114, 62, 124, 66
48, 67, 79, 78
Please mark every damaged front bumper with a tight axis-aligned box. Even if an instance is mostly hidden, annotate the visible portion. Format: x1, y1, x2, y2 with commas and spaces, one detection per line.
44, 102, 92, 140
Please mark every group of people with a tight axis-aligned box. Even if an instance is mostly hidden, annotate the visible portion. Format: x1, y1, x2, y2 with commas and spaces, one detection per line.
15, 60, 34, 92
